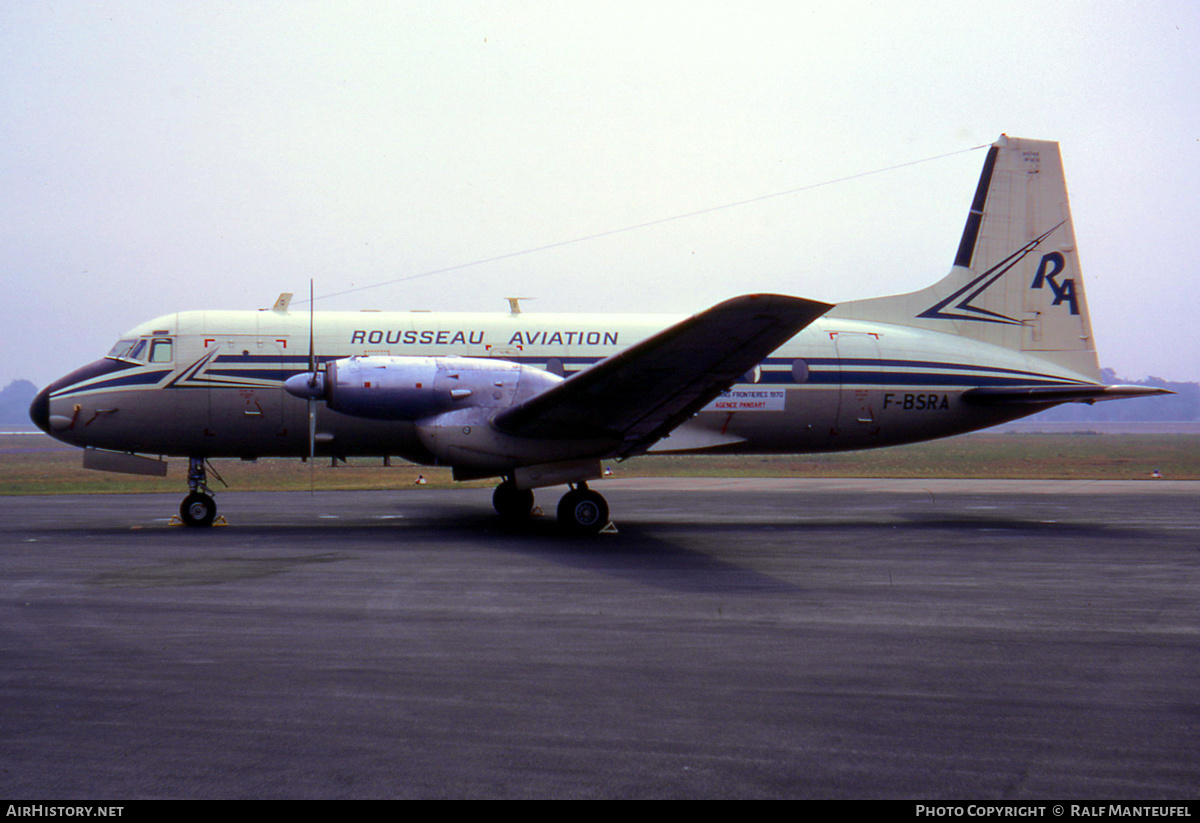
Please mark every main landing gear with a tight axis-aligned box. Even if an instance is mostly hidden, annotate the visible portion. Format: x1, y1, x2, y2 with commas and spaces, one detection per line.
492, 477, 610, 534
557, 483, 609, 534
492, 478, 535, 522
179, 456, 217, 527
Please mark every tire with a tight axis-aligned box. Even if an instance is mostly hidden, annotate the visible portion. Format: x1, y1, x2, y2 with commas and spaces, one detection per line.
493, 481, 535, 522
557, 489, 609, 534
180, 492, 217, 528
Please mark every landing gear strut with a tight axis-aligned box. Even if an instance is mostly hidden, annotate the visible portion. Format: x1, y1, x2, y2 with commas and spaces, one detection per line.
179, 457, 217, 527
557, 482, 609, 534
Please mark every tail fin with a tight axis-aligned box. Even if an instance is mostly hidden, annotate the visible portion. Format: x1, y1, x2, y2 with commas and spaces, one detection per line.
829, 135, 1100, 381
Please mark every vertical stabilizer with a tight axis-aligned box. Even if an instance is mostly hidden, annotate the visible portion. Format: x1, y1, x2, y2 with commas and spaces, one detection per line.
830, 136, 1100, 381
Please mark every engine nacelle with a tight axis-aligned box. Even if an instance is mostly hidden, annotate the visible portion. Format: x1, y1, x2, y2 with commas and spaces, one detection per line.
299, 355, 563, 421
413, 405, 612, 471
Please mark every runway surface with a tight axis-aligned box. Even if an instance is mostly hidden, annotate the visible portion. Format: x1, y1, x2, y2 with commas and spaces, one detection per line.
2, 479, 1197, 799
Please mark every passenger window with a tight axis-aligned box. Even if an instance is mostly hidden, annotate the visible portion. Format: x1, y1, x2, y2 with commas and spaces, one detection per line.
149, 339, 174, 363
791, 359, 810, 384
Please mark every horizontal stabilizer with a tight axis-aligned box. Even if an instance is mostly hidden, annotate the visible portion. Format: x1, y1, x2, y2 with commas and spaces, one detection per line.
962, 384, 1174, 406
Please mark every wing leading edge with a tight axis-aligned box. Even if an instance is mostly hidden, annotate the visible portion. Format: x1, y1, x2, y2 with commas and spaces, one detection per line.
493, 294, 832, 457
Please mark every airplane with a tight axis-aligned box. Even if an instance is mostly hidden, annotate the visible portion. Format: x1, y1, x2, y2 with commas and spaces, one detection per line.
29, 135, 1169, 532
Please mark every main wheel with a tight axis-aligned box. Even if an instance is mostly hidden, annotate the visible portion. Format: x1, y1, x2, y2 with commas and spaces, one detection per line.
493, 480, 535, 522
557, 488, 609, 534
180, 492, 217, 528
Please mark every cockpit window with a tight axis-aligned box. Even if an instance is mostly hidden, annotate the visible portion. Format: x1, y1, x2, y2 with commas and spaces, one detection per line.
148, 339, 174, 363
106, 339, 139, 359
105, 338, 151, 362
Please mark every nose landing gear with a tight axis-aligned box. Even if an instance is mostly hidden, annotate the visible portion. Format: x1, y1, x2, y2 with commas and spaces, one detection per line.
180, 491, 217, 528
179, 457, 217, 527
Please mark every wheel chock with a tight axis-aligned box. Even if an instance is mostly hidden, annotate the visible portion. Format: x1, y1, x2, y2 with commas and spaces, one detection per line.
167, 515, 229, 527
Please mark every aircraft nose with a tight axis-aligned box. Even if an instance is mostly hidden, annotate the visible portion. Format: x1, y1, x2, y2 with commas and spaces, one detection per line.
29, 358, 129, 439
29, 385, 51, 433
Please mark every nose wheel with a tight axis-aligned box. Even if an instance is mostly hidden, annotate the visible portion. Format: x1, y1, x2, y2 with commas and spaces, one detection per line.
557, 483, 609, 534
179, 456, 219, 528
180, 492, 217, 528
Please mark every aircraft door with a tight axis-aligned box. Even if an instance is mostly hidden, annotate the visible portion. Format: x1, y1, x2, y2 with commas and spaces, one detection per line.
254, 334, 292, 443
202, 333, 292, 454
834, 332, 882, 436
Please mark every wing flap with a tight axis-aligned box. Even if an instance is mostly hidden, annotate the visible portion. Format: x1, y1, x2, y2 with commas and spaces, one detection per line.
493, 294, 831, 456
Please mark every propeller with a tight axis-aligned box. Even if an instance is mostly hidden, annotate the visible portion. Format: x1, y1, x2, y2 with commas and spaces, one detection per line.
307, 279, 316, 462
283, 280, 326, 461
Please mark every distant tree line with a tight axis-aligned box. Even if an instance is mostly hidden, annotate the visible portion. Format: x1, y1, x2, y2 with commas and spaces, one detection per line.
1027, 370, 1198, 422
0, 380, 38, 425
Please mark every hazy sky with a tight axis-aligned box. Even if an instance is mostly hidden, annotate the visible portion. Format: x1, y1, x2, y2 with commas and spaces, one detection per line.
3, 1, 1197, 390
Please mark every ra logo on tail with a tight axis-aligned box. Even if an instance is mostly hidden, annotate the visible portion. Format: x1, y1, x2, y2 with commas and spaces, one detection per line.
918, 222, 1078, 325
1030, 252, 1079, 315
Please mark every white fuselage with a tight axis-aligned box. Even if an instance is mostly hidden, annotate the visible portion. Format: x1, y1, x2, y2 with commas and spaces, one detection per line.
38, 306, 1095, 466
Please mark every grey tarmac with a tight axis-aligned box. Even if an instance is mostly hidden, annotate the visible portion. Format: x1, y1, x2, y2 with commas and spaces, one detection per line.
1, 479, 1197, 799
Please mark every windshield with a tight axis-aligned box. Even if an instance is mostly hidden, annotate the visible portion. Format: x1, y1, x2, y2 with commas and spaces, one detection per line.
106, 338, 148, 362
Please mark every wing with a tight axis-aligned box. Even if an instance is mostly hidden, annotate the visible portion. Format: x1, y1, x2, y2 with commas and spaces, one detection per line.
492, 293, 832, 457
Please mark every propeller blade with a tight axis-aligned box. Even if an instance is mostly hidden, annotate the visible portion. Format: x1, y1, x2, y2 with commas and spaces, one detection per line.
307, 279, 316, 460
308, 398, 316, 461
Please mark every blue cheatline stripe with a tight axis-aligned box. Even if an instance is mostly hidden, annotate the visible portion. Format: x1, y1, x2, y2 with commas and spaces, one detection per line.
769, 371, 1085, 388
464, 355, 1081, 385
214, 354, 341, 365
205, 369, 294, 381
53, 370, 174, 397
762, 356, 1091, 383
